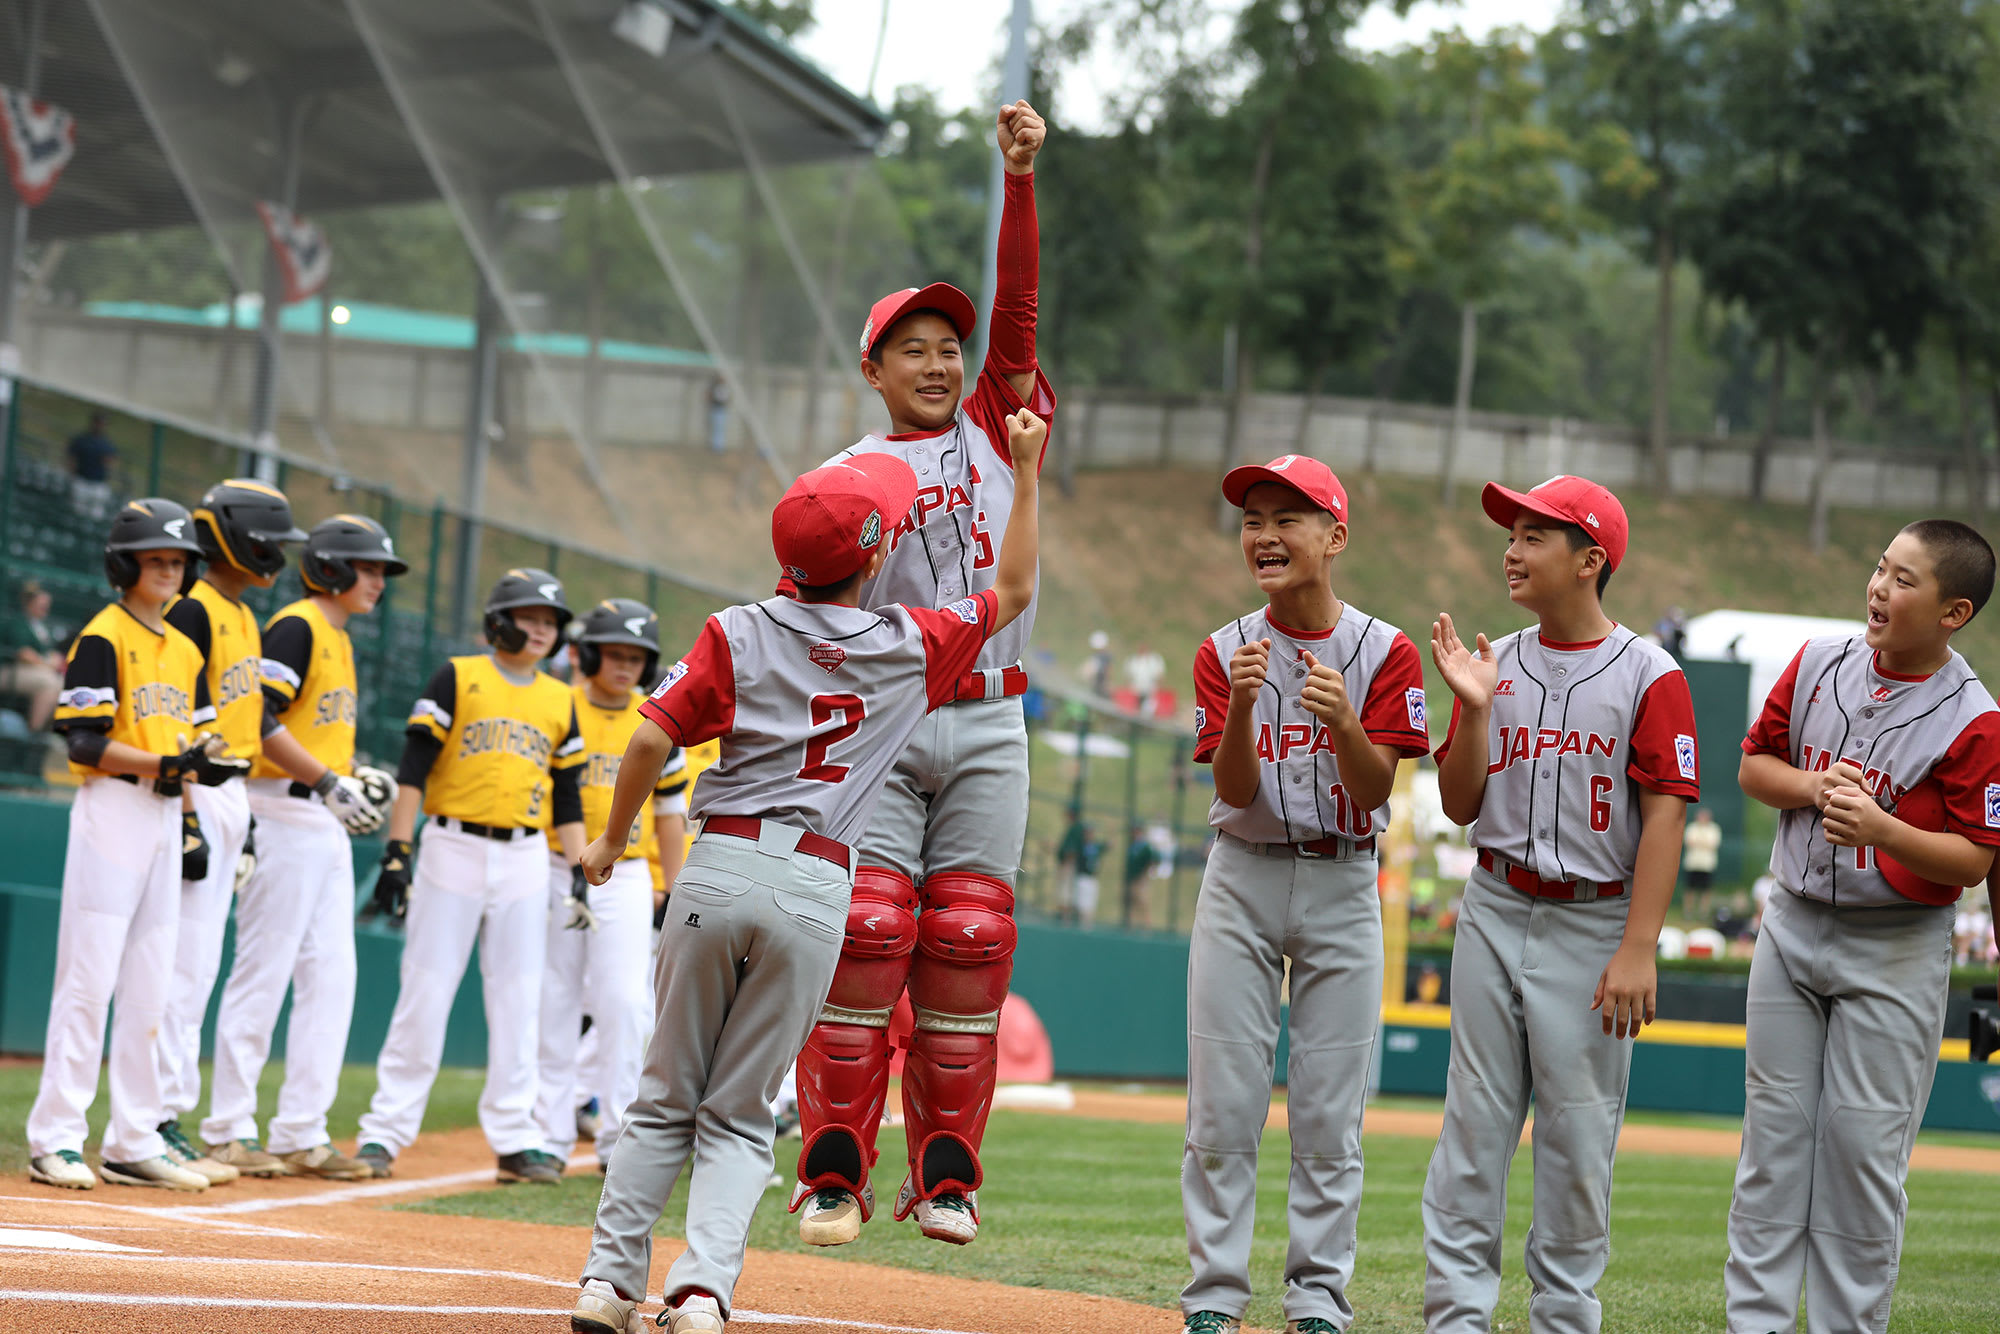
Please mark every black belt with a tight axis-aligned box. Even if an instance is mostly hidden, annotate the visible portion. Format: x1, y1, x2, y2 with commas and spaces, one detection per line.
433, 815, 531, 842
287, 781, 315, 800
117, 773, 184, 798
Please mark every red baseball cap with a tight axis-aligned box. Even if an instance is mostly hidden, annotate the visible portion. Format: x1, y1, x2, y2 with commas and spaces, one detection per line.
860, 283, 977, 360
772, 452, 919, 586
1222, 454, 1349, 521
1481, 474, 1629, 571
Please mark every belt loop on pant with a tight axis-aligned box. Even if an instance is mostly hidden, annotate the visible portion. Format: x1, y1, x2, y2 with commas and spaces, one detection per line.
1476, 848, 1623, 902
1219, 829, 1375, 862
952, 663, 1028, 703
701, 815, 852, 870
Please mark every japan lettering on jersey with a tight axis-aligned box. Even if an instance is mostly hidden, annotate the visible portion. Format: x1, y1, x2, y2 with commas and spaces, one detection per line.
1191, 606, 1429, 843
1743, 634, 2000, 907
639, 589, 1000, 848
1437, 624, 1699, 886
821, 363, 1054, 676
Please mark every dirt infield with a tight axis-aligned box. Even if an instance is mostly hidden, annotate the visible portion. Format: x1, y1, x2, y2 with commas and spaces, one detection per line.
7, 1088, 1999, 1334
1049, 1089, 2000, 1175
0, 1125, 1183, 1334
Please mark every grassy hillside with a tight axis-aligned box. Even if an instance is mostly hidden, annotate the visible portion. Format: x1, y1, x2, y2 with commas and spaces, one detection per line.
1030, 467, 1998, 714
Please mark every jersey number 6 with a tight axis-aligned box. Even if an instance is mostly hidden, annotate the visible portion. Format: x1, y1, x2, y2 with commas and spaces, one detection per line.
800, 693, 866, 784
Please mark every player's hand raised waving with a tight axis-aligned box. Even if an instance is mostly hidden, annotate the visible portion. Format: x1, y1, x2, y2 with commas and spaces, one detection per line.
1431, 613, 1498, 710
997, 100, 1045, 174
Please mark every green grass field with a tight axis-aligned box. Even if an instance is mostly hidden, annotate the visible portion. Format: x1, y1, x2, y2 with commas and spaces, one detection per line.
414, 1099, 2000, 1333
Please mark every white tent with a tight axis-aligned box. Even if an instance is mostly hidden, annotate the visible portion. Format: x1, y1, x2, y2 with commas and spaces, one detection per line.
1683, 609, 1867, 716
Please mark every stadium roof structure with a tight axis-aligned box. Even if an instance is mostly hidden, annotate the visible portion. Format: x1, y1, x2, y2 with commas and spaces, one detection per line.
9, 0, 887, 243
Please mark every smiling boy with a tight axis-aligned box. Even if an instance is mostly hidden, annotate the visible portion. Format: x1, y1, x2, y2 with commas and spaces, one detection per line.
1725, 520, 2000, 1333
1422, 475, 1697, 1334
1181, 455, 1429, 1334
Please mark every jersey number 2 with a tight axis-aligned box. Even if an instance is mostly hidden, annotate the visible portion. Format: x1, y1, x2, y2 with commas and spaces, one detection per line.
800, 693, 866, 783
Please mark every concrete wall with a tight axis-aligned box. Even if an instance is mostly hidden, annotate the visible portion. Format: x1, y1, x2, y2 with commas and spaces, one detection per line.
19, 307, 1988, 510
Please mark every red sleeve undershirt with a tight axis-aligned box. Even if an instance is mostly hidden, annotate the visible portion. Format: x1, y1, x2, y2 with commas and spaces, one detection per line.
1933, 711, 2000, 846
1742, 645, 1806, 759
910, 589, 1001, 709
985, 171, 1038, 377
1191, 638, 1229, 763
1357, 632, 1431, 757
638, 617, 736, 748
1629, 670, 1701, 798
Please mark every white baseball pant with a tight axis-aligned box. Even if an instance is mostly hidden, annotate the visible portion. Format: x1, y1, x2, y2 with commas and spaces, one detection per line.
26, 778, 182, 1162
1421, 865, 1635, 1334
159, 778, 252, 1121
356, 821, 549, 1157
535, 854, 654, 1160
1723, 886, 1954, 1333
200, 780, 358, 1154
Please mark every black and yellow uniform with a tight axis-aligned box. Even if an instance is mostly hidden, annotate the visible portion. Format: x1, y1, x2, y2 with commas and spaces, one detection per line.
55, 603, 215, 780
251, 598, 359, 780
553, 684, 689, 863
165, 580, 266, 763
400, 654, 584, 829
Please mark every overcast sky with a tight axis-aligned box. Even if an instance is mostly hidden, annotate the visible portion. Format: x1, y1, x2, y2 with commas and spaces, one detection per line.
794, 0, 1566, 129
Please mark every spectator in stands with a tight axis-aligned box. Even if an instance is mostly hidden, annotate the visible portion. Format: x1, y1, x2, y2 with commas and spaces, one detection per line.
1055, 816, 1104, 925
65, 413, 118, 517
706, 376, 730, 454
1122, 822, 1158, 927
1654, 604, 1688, 659
1084, 629, 1113, 697
1681, 806, 1722, 922
0, 581, 64, 730
1124, 643, 1164, 716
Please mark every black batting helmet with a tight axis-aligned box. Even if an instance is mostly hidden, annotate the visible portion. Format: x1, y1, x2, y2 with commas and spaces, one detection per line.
191, 479, 308, 579
104, 498, 204, 590
300, 514, 409, 595
574, 598, 660, 681
484, 568, 570, 655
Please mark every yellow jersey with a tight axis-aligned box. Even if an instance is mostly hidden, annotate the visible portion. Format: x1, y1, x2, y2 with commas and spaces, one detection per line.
252, 598, 358, 780
407, 654, 583, 829
551, 683, 690, 861
55, 601, 214, 780
166, 578, 266, 762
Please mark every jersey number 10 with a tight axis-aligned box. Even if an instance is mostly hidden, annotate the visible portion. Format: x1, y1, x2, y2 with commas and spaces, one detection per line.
800, 693, 866, 784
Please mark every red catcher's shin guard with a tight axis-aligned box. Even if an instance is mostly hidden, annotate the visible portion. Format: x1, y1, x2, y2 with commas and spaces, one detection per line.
794, 867, 916, 1201
898, 871, 1016, 1210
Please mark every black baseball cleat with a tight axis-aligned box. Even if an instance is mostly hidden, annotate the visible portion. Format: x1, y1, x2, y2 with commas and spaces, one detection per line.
497, 1149, 563, 1185
355, 1141, 395, 1179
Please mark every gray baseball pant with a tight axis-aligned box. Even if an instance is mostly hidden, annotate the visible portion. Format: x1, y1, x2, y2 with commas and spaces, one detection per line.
1421, 866, 1634, 1334
583, 824, 850, 1314
859, 695, 1027, 884
1182, 835, 1382, 1327
1723, 886, 1954, 1334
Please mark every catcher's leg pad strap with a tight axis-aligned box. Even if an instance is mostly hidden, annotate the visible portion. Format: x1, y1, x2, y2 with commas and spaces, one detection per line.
797, 866, 916, 1196
899, 870, 1017, 1206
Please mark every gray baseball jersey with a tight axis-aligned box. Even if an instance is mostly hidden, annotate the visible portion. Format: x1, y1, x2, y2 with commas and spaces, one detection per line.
638, 590, 1000, 847
1191, 604, 1430, 841
1437, 624, 1700, 883
823, 364, 1055, 675
1743, 634, 2000, 907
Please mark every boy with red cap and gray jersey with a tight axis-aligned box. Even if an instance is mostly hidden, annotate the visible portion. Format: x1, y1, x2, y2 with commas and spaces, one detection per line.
1726, 520, 2000, 1334
1423, 475, 1698, 1334
569, 412, 1044, 1334
790, 98, 1051, 1251
1181, 455, 1429, 1334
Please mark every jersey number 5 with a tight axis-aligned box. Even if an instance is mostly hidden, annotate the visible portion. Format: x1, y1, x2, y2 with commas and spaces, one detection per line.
800, 693, 866, 783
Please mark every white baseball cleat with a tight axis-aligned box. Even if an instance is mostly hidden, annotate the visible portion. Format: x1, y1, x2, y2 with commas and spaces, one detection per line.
28, 1150, 96, 1190
570, 1278, 643, 1334
795, 1183, 868, 1246
664, 1293, 724, 1334
897, 1175, 980, 1244
99, 1154, 210, 1191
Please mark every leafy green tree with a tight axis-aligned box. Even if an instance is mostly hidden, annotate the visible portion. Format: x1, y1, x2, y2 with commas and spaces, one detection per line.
733, 1, 814, 40
1544, 0, 1719, 489
1689, 0, 1984, 549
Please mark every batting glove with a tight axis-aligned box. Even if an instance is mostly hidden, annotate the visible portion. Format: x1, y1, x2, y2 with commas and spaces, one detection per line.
367, 839, 413, 922
234, 816, 258, 892
181, 811, 210, 882
354, 764, 398, 809
162, 734, 250, 788
565, 863, 599, 932
313, 769, 384, 835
